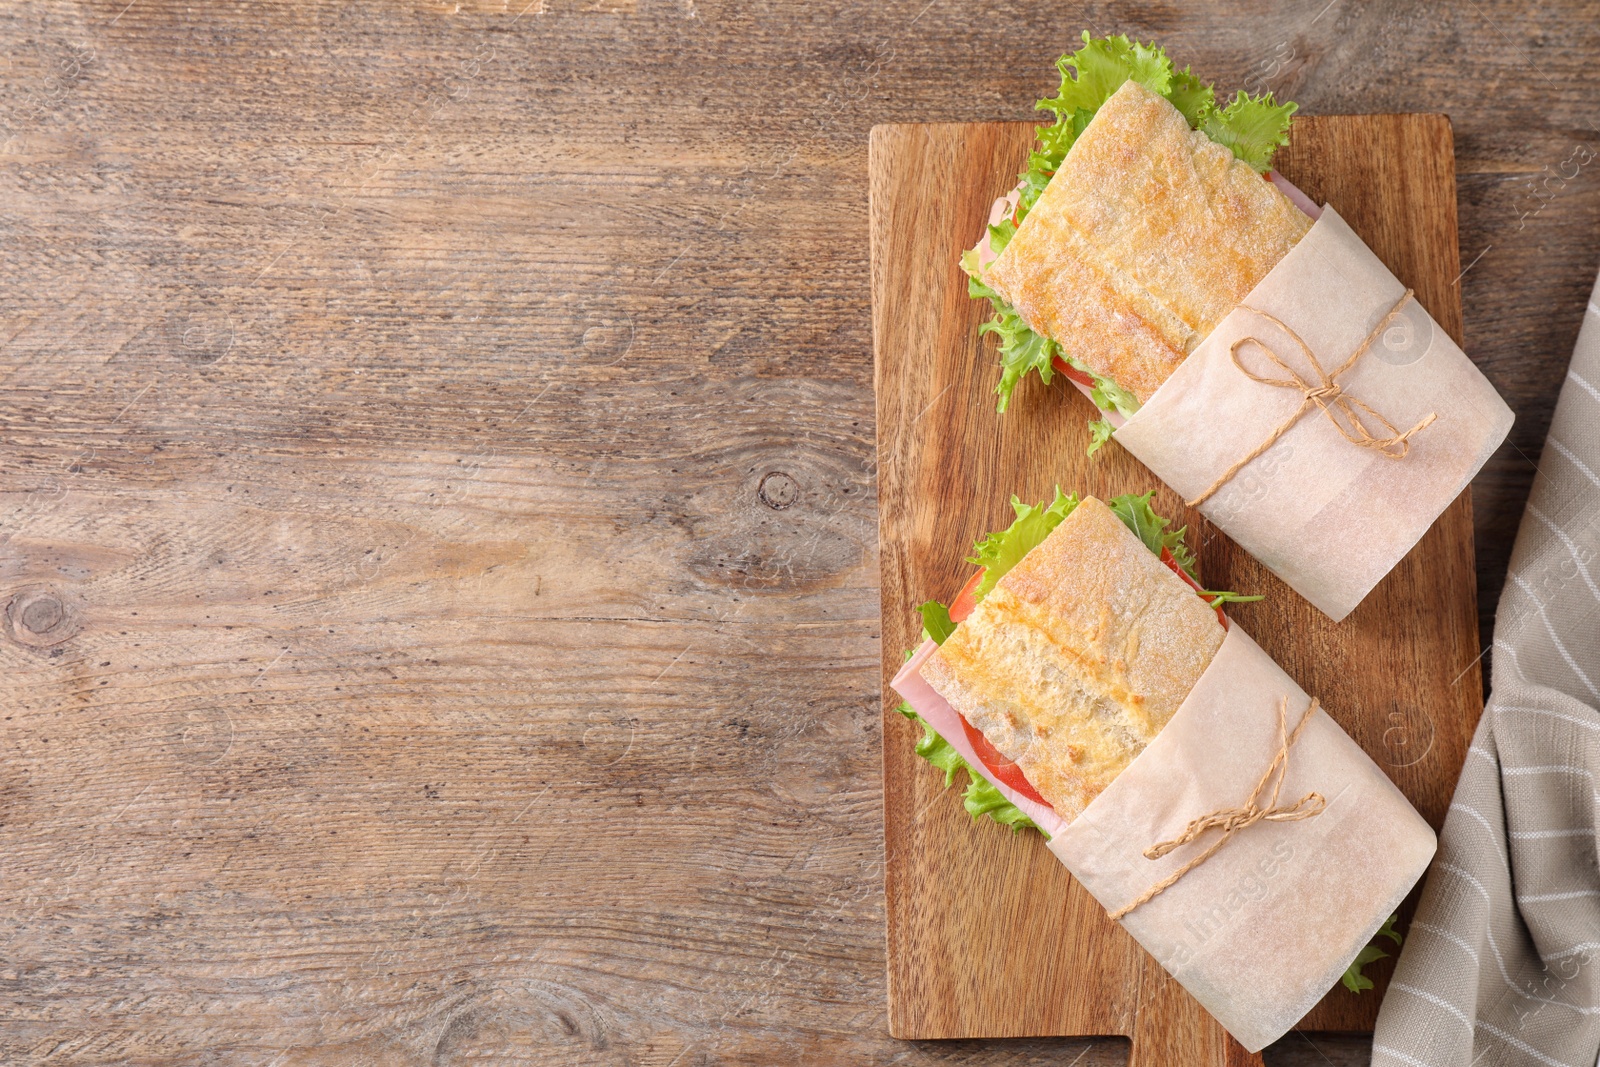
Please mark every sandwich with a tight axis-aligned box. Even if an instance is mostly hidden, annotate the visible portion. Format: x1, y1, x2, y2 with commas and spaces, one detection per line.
891, 491, 1404, 997
893, 491, 1259, 834
965, 35, 1314, 449
960, 37, 1513, 621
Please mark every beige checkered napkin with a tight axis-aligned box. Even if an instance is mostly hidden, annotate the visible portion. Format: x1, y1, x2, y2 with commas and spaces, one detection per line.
1372, 272, 1600, 1065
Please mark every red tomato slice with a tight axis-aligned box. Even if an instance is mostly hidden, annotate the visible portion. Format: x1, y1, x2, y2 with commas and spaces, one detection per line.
1160, 546, 1228, 630
949, 570, 983, 623
959, 715, 1052, 808
944, 568, 1052, 809
1050, 354, 1096, 390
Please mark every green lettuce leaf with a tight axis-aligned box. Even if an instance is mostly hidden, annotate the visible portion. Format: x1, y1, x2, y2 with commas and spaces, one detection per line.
899, 699, 966, 788
1340, 913, 1401, 993
1202, 90, 1298, 174
987, 217, 1018, 257
1088, 373, 1140, 420
983, 319, 1056, 411
1086, 418, 1115, 456
1106, 491, 1197, 579
966, 488, 1080, 601
919, 600, 956, 645
1166, 66, 1216, 127
897, 701, 1039, 833
1039, 32, 1174, 119
1341, 945, 1387, 993
961, 770, 1040, 831
1201, 589, 1266, 611
962, 249, 1058, 412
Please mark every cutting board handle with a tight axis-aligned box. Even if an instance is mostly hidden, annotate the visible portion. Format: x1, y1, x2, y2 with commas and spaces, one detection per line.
1127, 961, 1265, 1067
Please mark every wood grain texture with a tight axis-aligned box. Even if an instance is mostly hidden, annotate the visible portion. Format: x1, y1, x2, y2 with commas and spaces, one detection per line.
1, 1, 1597, 1065
873, 114, 1483, 1057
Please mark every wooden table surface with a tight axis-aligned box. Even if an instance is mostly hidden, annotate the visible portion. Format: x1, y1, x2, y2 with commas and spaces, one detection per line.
1, 2, 1595, 1065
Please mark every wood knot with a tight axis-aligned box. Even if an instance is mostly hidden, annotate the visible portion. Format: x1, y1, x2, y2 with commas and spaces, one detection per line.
757, 471, 798, 510
5, 584, 81, 649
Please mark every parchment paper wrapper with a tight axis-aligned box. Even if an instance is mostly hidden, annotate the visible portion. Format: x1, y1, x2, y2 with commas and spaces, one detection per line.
1113, 206, 1514, 620
1048, 625, 1437, 1052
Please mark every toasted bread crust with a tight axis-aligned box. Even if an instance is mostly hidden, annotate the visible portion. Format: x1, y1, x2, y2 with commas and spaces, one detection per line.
921, 497, 1225, 822
983, 80, 1312, 402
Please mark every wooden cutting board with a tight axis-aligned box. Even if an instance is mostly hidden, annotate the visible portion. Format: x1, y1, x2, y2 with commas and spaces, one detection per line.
871, 115, 1483, 1065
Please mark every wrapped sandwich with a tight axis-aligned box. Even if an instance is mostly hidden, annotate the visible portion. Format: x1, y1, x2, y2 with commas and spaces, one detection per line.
891, 490, 1436, 1051
965, 33, 1308, 420
965, 36, 1512, 620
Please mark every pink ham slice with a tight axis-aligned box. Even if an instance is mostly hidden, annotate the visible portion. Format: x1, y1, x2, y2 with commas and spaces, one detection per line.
1267, 169, 1322, 221
891, 639, 1067, 838
973, 187, 1022, 271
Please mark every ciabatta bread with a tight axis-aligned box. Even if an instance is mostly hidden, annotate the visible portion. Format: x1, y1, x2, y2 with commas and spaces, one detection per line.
983, 79, 1313, 402
921, 496, 1225, 822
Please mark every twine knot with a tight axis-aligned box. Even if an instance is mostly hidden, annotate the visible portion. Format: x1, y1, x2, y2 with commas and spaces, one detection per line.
1185, 290, 1438, 508
1107, 695, 1328, 922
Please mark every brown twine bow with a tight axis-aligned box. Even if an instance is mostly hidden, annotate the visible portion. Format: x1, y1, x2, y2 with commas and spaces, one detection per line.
1185, 290, 1439, 509
1106, 696, 1328, 922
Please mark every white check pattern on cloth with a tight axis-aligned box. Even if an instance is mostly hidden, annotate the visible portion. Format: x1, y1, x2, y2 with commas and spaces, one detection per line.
1371, 275, 1600, 1065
